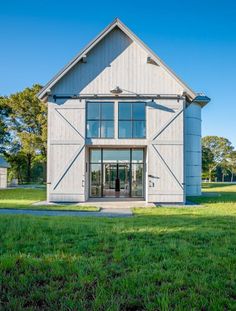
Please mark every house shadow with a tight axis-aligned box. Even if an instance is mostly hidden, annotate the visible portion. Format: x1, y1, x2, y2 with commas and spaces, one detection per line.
202, 183, 235, 189
146, 100, 175, 113
188, 191, 236, 205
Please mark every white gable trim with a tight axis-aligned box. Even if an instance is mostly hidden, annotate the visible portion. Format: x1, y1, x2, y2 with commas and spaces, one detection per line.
37, 18, 196, 101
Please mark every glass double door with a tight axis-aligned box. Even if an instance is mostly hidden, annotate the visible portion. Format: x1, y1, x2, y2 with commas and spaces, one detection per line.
103, 163, 130, 197
90, 148, 144, 198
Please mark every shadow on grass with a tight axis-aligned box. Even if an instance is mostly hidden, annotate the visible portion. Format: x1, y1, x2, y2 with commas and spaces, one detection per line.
202, 182, 236, 189
188, 192, 236, 206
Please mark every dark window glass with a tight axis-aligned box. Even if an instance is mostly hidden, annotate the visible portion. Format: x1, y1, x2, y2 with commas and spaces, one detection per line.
103, 149, 130, 162
90, 149, 102, 163
87, 103, 99, 119
118, 102, 146, 138
119, 103, 132, 120
90, 163, 102, 197
132, 149, 144, 163
133, 103, 145, 120
131, 163, 143, 197
89, 148, 144, 198
101, 121, 114, 138
87, 120, 99, 138
103, 163, 116, 194
87, 102, 114, 138
101, 103, 114, 120
119, 121, 132, 138
133, 121, 145, 138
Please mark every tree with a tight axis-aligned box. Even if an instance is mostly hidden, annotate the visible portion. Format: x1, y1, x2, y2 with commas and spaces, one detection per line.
0, 97, 11, 153
228, 151, 236, 182
18, 132, 38, 182
4, 85, 47, 182
220, 161, 229, 182
202, 145, 214, 179
202, 136, 234, 182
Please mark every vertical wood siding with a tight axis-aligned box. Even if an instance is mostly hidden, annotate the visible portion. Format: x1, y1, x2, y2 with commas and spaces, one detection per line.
147, 99, 185, 203
52, 28, 185, 96
46, 27, 201, 203
47, 99, 86, 202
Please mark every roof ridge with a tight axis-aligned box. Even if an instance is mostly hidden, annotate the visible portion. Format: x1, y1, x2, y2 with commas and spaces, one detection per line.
37, 18, 196, 101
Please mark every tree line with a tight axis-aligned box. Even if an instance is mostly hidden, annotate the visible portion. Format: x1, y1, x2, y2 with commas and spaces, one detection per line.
0, 85, 47, 183
202, 136, 236, 182
0, 85, 235, 184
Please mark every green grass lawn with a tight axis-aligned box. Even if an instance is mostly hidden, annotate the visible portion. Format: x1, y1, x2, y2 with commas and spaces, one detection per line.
0, 188, 99, 211
0, 184, 236, 310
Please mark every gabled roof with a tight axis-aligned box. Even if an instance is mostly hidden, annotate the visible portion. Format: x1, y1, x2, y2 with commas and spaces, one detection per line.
37, 18, 197, 101
0, 156, 10, 168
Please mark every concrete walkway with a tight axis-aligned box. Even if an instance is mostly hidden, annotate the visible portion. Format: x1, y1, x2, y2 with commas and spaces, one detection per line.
33, 199, 155, 208
0, 208, 133, 218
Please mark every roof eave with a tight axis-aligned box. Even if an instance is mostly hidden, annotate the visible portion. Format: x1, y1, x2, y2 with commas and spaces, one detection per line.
115, 19, 197, 100
37, 19, 119, 100
37, 18, 197, 101
186, 94, 211, 108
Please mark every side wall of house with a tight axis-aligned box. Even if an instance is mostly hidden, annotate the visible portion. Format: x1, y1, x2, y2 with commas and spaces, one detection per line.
185, 103, 202, 196
0, 168, 7, 188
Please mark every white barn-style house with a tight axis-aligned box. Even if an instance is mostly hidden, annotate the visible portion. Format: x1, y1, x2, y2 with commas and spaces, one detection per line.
37, 18, 210, 204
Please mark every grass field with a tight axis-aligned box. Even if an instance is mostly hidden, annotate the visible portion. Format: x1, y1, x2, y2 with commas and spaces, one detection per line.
0, 188, 99, 211
0, 183, 235, 310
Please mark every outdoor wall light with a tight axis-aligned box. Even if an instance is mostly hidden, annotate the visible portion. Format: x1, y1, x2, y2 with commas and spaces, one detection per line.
110, 86, 123, 95
147, 56, 159, 66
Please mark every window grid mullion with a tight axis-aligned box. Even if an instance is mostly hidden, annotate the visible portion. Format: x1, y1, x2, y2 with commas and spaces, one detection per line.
87, 102, 115, 138
131, 103, 133, 138
86, 102, 146, 138
99, 103, 101, 138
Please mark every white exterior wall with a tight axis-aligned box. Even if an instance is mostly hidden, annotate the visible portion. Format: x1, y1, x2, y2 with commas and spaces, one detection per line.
46, 27, 202, 203
185, 103, 202, 196
47, 98, 185, 203
147, 99, 185, 203
51, 28, 185, 96
47, 99, 86, 202
0, 168, 8, 188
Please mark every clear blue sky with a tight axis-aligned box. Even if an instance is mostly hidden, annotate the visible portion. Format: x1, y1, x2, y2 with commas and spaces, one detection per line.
1, 0, 236, 147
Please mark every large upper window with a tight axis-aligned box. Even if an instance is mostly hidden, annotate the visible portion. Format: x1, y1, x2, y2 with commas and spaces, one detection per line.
118, 102, 146, 138
87, 102, 114, 138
